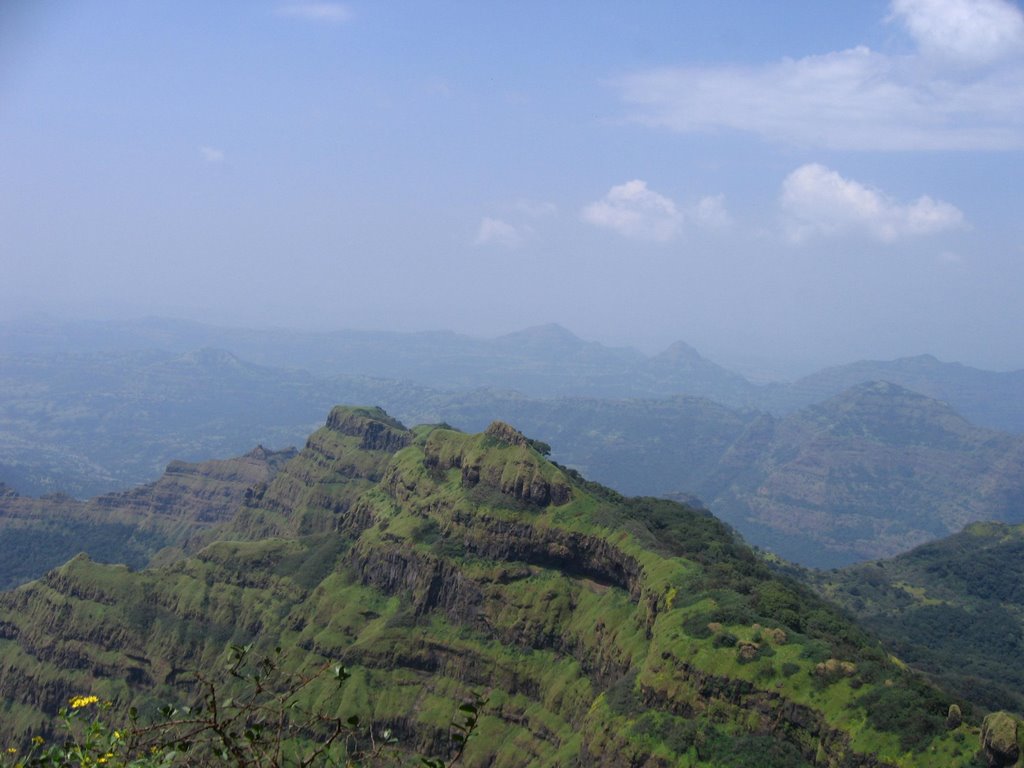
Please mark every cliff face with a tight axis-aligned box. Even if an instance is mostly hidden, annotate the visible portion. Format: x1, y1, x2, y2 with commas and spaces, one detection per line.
0, 446, 295, 589
0, 407, 977, 766
700, 382, 1024, 567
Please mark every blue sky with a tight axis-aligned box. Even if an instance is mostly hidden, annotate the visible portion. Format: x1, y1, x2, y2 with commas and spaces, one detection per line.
2, 0, 1022, 375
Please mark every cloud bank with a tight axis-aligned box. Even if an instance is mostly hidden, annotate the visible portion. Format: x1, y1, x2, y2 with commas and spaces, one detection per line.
474, 217, 524, 248
581, 181, 731, 241
781, 163, 966, 242
891, 0, 1024, 64
582, 180, 681, 241
199, 146, 225, 163
275, 3, 351, 22
614, 0, 1024, 150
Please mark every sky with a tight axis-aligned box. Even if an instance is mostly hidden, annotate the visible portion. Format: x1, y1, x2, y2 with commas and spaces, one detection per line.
1, 0, 1023, 376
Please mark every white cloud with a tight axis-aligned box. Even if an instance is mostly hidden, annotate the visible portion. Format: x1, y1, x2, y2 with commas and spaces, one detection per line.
581, 182, 730, 240
581, 180, 682, 241
780, 163, 966, 242
275, 3, 351, 22
199, 145, 225, 163
474, 217, 525, 248
691, 194, 731, 228
515, 199, 558, 218
890, 0, 1024, 64
613, 1, 1024, 150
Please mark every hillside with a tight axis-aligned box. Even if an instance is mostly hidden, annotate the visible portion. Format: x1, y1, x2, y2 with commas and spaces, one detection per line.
0, 446, 295, 589
0, 347, 438, 497
5, 342, 1024, 569
770, 355, 1024, 433
815, 521, 1024, 716
693, 382, 1024, 567
0, 407, 978, 766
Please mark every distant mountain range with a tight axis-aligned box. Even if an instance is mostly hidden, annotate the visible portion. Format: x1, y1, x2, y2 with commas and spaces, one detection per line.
692, 382, 1024, 566
4, 317, 1022, 431
2, 318, 1024, 567
769, 354, 1024, 434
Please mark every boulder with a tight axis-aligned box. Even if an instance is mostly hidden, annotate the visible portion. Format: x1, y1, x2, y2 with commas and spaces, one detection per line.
981, 711, 1020, 768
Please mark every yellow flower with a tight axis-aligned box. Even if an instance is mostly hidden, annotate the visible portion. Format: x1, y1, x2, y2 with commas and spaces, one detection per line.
112, 730, 122, 740
31, 736, 44, 746
6, 746, 17, 754
69, 695, 100, 709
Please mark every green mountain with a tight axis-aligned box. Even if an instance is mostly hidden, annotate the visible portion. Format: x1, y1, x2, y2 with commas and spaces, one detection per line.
770, 354, 1024, 433
815, 521, 1024, 717
0, 347, 436, 497
693, 382, 1024, 567
5, 341, 1024, 569
0, 446, 295, 590
0, 407, 980, 766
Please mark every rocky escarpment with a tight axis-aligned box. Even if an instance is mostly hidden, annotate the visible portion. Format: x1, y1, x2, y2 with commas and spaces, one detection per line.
325, 405, 412, 453
226, 408, 409, 539
421, 421, 572, 507
0, 407, 978, 766
698, 381, 1024, 567
0, 446, 295, 589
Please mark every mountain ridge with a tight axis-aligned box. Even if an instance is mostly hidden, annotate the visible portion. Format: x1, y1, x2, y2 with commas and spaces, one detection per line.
0, 406, 978, 766
4, 316, 1021, 431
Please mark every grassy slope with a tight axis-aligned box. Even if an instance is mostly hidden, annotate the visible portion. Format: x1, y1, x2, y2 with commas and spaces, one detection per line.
0, 448, 295, 589
0, 408, 979, 766
816, 521, 1024, 716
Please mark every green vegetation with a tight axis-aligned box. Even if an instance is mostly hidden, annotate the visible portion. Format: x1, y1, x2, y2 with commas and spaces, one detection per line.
7, 339, 1024, 571
0, 407, 987, 766
0, 448, 295, 590
817, 521, 1024, 716
0, 643, 481, 767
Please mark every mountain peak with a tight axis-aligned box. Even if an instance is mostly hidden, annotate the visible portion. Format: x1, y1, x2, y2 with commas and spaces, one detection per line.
495, 323, 585, 349
324, 406, 411, 452
655, 339, 704, 363
804, 380, 973, 446
484, 420, 530, 447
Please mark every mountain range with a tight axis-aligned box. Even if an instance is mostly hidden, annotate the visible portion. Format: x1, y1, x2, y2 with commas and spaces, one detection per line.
0, 446, 295, 590
4, 317, 1023, 431
3, 323, 1024, 566
0, 407, 982, 766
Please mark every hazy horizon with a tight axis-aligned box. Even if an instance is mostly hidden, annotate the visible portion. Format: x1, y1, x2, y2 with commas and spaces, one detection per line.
6, 311, 1024, 383
3, 1, 1023, 375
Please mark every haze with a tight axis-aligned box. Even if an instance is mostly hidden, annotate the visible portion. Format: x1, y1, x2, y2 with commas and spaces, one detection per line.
2, 0, 1023, 377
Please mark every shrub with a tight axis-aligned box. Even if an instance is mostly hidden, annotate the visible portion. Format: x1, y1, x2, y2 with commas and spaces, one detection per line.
1, 643, 482, 768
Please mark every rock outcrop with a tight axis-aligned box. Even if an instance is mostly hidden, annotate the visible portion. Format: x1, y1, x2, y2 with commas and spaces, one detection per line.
0, 407, 978, 766
981, 712, 1020, 768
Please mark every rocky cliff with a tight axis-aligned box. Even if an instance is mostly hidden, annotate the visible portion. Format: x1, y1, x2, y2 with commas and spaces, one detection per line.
0, 446, 295, 589
0, 407, 978, 766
